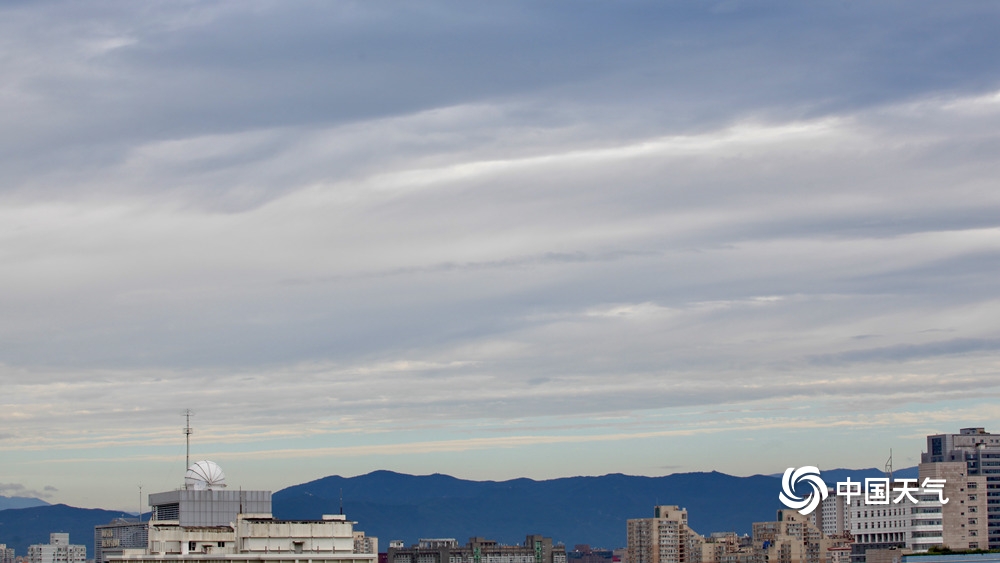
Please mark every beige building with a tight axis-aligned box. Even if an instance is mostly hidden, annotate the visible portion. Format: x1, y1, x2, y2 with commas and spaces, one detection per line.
352, 533, 377, 556
920, 428, 996, 550
627, 506, 703, 563
1, 544, 15, 563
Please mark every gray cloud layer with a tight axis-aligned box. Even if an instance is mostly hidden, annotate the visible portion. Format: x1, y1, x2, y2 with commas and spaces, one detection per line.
1, 0, 1000, 487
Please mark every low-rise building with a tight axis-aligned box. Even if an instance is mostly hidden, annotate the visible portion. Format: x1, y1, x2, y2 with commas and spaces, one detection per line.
103, 461, 376, 563
848, 483, 944, 562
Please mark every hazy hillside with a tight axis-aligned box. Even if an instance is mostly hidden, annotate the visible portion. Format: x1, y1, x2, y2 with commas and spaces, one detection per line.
0, 496, 49, 511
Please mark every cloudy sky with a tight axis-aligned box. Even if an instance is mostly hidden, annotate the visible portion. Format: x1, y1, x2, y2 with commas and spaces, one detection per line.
3, 0, 1000, 510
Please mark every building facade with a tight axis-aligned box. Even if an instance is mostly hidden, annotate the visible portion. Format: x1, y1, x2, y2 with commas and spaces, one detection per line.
1, 544, 15, 563
389, 536, 566, 563
95, 519, 150, 563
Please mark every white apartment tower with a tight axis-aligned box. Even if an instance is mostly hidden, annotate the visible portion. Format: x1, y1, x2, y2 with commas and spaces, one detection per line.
28, 534, 86, 563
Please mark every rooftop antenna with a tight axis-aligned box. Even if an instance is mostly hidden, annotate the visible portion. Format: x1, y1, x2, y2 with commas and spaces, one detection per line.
138, 484, 142, 523
885, 448, 893, 482
183, 409, 194, 473
339, 488, 344, 515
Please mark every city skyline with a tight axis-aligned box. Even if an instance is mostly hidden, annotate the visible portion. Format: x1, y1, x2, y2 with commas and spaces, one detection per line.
2, 1, 1000, 510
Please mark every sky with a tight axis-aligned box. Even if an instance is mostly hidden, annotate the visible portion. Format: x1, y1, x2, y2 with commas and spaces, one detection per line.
2, 0, 1000, 511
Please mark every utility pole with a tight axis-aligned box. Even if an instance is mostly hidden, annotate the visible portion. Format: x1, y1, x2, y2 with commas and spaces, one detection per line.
184, 409, 194, 472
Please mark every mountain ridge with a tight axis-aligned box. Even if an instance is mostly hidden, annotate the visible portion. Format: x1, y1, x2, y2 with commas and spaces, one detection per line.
0, 467, 916, 556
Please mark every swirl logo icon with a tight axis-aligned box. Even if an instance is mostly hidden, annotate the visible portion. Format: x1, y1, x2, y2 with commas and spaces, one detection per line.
778, 466, 828, 515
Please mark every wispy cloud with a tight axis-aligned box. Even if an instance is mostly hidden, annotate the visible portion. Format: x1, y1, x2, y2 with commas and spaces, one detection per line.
0, 482, 57, 499
810, 338, 1000, 365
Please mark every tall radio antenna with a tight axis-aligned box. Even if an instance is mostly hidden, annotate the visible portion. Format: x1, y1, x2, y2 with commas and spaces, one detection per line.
183, 409, 194, 472
885, 448, 893, 482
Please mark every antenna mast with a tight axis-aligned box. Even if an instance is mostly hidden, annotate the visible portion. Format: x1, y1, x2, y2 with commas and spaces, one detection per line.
138, 484, 142, 523
885, 448, 893, 482
184, 409, 194, 472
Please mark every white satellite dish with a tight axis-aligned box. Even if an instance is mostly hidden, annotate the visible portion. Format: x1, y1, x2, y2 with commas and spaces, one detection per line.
185, 460, 227, 490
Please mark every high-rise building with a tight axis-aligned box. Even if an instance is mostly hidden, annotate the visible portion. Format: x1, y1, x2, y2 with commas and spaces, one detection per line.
27, 534, 86, 563
627, 506, 702, 563
1, 543, 15, 563
920, 427, 997, 549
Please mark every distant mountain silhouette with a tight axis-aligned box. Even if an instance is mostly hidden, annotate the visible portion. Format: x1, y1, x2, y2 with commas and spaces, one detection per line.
0, 496, 49, 511
768, 467, 918, 482
0, 468, 915, 556
0, 504, 136, 556
272, 470, 785, 549
272, 468, 916, 547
